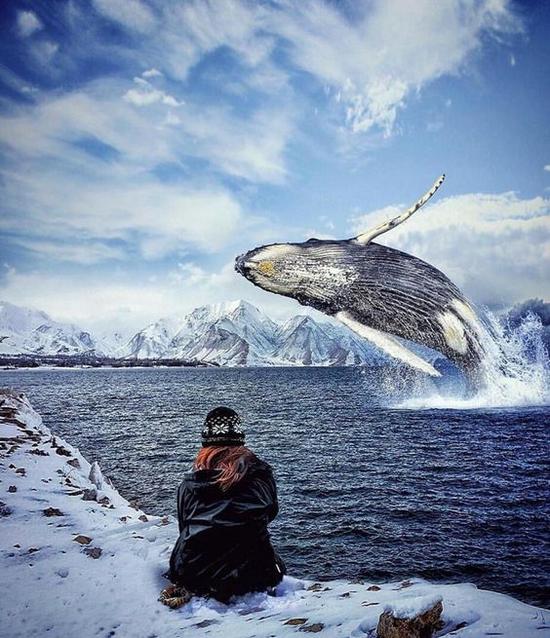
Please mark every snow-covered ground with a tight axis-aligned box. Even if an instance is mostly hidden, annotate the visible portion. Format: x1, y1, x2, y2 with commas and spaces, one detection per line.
1, 390, 548, 638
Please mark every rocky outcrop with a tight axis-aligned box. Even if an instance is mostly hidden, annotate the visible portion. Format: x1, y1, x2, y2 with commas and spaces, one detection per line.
377, 599, 443, 638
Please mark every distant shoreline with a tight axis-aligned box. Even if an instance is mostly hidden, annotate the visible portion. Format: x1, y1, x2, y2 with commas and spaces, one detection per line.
0, 354, 219, 370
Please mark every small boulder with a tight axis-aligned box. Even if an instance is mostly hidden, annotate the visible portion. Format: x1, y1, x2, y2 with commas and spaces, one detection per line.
43, 507, 64, 517
307, 583, 323, 591
82, 488, 97, 501
301, 623, 324, 633
67, 458, 81, 469
84, 547, 102, 559
138, 514, 148, 523
284, 618, 308, 626
377, 599, 443, 638
73, 535, 92, 545
0, 501, 12, 517
8, 485, 17, 493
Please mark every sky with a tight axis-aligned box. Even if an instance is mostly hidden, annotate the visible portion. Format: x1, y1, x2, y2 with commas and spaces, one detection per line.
0, 0, 549, 334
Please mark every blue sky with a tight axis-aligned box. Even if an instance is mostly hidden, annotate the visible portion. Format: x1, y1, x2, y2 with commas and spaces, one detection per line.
0, 0, 548, 333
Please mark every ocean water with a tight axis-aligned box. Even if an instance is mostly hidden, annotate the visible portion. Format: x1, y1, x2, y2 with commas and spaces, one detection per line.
2, 365, 549, 608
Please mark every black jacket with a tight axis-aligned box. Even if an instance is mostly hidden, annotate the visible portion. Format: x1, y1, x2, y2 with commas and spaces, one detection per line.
168, 458, 285, 602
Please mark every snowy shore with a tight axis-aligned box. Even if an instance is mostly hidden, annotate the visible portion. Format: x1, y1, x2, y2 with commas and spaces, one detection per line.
0, 390, 547, 638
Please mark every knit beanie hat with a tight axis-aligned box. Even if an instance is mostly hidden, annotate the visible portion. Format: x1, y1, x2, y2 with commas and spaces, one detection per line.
201, 406, 245, 447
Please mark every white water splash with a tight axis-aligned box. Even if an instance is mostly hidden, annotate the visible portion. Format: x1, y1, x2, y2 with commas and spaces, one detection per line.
397, 311, 550, 410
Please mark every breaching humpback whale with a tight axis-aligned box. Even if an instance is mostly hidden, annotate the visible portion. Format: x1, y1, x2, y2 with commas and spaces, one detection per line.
235, 175, 486, 378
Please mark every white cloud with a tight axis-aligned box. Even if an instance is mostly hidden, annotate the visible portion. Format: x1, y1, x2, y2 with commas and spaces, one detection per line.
1, 167, 243, 256
544, 165, 550, 172
350, 191, 550, 306
30, 40, 59, 64
0, 76, 290, 181
142, 68, 162, 78
0, 261, 302, 333
0, 75, 294, 261
267, 0, 521, 135
16, 11, 42, 37
92, 0, 156, 33
10, 239, 126, 265
123, 83, 182, 107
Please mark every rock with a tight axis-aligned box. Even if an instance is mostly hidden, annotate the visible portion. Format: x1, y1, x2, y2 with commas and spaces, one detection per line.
28, 547, 40, 554
301, 623, 324, 633
84, 547, 102, 559
55, 446, 72, 457
377, 600, 444, 638
82, 488, 97, 501
452, 622, 468, 631
73, 535, 92, 545
0, 501, 12, 517
138, 514, 148, 522
15, 467, 26, 476
98, 496, 110, 506
128, 499, 140, 510
307, 583, 323, 591
28, 449, 49, 456
284, 618, 308, 626
368, 585, 381, 591
8, 485, 17, 493
67, 458, 81, 469
194, 619, 220, 628
43, 507, 64, 517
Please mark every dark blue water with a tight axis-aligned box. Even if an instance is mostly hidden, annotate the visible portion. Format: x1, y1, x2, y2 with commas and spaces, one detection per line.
1, 367, 549, 607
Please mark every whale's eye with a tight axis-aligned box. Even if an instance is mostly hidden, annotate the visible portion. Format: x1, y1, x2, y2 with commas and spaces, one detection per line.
258, 261, 275, 276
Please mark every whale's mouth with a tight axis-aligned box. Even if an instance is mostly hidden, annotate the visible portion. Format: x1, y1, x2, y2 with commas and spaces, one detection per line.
234, 254, 253, 279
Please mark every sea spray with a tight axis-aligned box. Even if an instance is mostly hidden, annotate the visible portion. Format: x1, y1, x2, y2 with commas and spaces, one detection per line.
390, 310, 549, 409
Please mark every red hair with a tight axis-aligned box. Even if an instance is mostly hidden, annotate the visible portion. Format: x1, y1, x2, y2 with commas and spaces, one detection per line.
194, 446, 257, 491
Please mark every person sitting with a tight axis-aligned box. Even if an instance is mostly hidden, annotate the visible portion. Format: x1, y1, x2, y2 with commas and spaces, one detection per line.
160, 406, 285, 608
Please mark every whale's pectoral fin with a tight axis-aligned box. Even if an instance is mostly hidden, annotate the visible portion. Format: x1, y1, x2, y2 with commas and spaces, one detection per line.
354, 174, 445, 245
336, 311, 441, 377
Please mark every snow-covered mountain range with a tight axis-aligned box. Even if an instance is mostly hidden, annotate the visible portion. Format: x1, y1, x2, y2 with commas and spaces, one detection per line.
0, 300, 382, 366
0, 301, 108, 357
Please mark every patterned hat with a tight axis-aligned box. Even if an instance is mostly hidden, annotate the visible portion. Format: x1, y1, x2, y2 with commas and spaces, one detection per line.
201, 406, 245, 447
